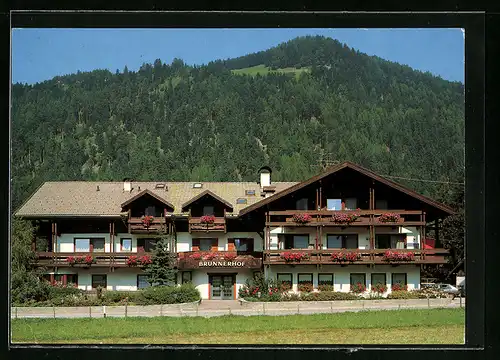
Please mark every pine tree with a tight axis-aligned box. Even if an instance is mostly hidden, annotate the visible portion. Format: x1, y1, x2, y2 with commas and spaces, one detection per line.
143, 233, 178, 286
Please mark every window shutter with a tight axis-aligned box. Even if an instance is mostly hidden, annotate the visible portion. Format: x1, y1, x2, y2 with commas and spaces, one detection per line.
228, 238, 235, 251
192, 239, 200, 251
211, 238, 219, 252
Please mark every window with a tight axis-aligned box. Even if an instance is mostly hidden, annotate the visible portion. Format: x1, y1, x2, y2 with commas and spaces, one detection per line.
199, 238, 217, 251
203, 205, 214, 216
181, 271, 192, 284
66, 274, 78, 285
234, 238, 253, 252
145, 206, 156, 216
376, 199, 388, 209
327, 234, 358, 249
54, 274, 63, 282
75, 238, 90, 252
137, 275, 150, 289
293, 235, 309, 249
155, 183, 166, 189
344, 198, 357, 210
392, 273, 407, 286
90, 238, 105, 252
371, 273, 386, 287
121, 238, 132, 252
318, 273, 334, 286
298, 273, 313, 284
375, 234, 390, 249
137, 238, 158, 252
193, 183, 203, 188
245, 190, 256, 196
92, 275, 107, 289
327, 199, 342, 210
350, 273, 366, 287
391, 235, 406, 249
277, 273, 292, 290
236, 198, 247, 204
296, 198, 308, 210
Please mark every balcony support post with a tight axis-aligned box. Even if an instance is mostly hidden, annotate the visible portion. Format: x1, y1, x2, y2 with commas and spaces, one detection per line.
319, 180, 322, 209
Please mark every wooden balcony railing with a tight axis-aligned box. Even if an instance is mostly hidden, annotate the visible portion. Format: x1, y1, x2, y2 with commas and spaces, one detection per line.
177, 251, 262, 269
188, 217, 227, 233
35, 252, 154, 267
263, 248, 448, 265
128, 217, 167, 233
266, 210, 426, 227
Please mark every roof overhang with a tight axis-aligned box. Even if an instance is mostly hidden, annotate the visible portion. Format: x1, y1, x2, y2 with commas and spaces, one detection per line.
120, 189, 175, 211
239, 161, 456, 217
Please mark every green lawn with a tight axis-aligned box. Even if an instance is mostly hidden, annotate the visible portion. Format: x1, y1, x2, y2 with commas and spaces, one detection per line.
12, 308, 464, 344
231, 64, 310, 79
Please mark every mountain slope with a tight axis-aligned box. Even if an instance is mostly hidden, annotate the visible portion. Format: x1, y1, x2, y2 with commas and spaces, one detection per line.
11, 36, 464, 210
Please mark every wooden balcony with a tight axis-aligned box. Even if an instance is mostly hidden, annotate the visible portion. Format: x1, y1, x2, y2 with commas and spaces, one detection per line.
35, 252, 153, 268
188, 217, 227, 233
266, 210, 426, 227
263, 248, 449, 265
177, 251, 262, 269
128, 217, 167, 234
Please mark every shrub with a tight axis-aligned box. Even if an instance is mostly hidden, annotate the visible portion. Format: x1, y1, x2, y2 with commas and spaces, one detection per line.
281, 293, 302, 301
138, 283, 200, 305
47, 282, 83, 299
239, 272, 282, 299
303, 291, 360, 301
371, 283, 388, 294
350, 282, 367, 293
298, 282, 314, 293
101, 290, 137, 304
318, 284, 334, 292
391, 283, 408, 292
387, 290, 420, 299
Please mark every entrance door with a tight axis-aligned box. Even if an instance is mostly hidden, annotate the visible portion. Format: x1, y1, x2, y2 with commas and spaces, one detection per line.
209, 275, 235, 300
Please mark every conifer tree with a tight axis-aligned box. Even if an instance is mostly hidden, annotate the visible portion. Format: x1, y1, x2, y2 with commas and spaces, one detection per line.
143, 232, 178, 286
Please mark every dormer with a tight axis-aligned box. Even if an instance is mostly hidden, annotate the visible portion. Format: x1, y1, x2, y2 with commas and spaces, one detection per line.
181, 189, 233, 217
121, 189, 174, 217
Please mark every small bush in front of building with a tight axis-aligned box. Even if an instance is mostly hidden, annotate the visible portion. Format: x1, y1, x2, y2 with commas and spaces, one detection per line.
281, 293, 302, 301
47, 282, 83, 299
317, 284, 334, 292
303, 291, 360, 301
387, 290, 420, 299
138, 283, 200, 305
101, 291, 137, 304
297, 282, 314, 293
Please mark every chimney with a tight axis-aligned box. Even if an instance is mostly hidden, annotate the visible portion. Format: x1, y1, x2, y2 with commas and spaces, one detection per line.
258, 166, 275, 197
123, 178, 132, 192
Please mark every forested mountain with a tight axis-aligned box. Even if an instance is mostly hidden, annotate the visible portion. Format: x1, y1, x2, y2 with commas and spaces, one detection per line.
11, 35, 465, 211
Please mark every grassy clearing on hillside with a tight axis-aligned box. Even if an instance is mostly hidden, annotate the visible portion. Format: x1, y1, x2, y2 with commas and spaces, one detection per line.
12, 308, 464, 344
231, 64, 310, 79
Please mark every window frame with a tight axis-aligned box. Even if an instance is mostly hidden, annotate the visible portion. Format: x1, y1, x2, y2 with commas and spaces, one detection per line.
391, 273, 408, 286
318, 273, 334, 286
137, 274, 150, 289
120, 238, 132, 252
91, 274, 107, 289
350, 273, 366, 287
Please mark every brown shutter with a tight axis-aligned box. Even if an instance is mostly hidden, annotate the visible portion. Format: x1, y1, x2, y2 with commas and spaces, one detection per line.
228, 238, 235, 251
211, 238, 219, 252
192, 238, 200, 251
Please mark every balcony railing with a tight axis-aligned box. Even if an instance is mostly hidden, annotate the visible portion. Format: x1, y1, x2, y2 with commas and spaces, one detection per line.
35, 252, 154, 267
263, 248, 448, 265
266, 210, 426, 227
188, 217, 226, 233
128, 217, 167, 233
177, 251, 262, 269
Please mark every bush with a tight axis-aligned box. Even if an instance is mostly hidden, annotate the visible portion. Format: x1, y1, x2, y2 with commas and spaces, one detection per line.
101, 291, 137, 304
411, 288, 449, 299
387, 290, 420, 299
298, 282, 313, 293
11, 271, 51, 304
303, 291, 360, 301
138, 283, 200, 305
281, 293, 302, 301
239, 272, 282, 299
47, 283, 83, 299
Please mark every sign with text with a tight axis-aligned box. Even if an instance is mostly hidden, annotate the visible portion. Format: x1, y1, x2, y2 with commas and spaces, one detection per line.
198, 261, 246, 267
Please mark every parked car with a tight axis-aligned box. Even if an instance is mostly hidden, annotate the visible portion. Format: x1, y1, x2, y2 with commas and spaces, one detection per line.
436, 283, 460, 297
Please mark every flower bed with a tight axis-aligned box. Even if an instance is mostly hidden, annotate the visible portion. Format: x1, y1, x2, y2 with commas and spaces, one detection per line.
292, 213, 312, 224
317, 284, 334, 292
330, 250, 361, 263
297, 282, 314, 293
200, 215, 216, 224
330, 209, 361, 225
280, 251, 309, 262
378, 213, 401, 223
391, 283, 408, 292
383, 251, 415, 262
371, 283, 388, 294
350, 282, 367, 293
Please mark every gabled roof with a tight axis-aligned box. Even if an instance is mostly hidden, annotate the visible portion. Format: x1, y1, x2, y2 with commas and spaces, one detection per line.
181, 189, 234, 212
238, 161, 456, 216
120, 189, 175, 211
14, 181, 298, 217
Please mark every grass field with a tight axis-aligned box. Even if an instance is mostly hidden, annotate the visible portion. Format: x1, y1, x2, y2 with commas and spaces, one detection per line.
231, 64, 310, 79
11, 308, 464, 345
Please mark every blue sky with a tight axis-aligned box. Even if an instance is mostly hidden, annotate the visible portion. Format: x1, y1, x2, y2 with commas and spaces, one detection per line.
12, 28, 464, 85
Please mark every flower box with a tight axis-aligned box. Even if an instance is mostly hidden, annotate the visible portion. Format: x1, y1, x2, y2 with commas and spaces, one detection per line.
280, 251, 309, 262
200, 215, 216, 224
350, 282, 367, 293
377, 213, 401, 223
382, 250, 415, 262
330, 209, 361, 225
190, 252, 202, 260
371, 283, 388, 294
298, 282, 314, 293
141, 215, 155, 227
391, 283, 408, 292
330, 250, 361, 263
223, 253, 237, 261
204, 252, 218, 261
291, 213, 312, 224
127, 255, 138, 266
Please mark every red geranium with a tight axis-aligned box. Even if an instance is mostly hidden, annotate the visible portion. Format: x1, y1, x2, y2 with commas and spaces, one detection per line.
392, 283, 408, 292
127, 255, 138, 266
292, 213, 312, 224
330, 250, 361, 263
190, 252, 202, 260
141, 215, 155, 227
224, 253, 237, 261
350, 282, 367, 293
280, 251, 309, 262
331, 209, 361, 224
378, 213, 401, 223
200, 215, 216, 224
138, 255, 152, 266
383, 251, 415, 262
